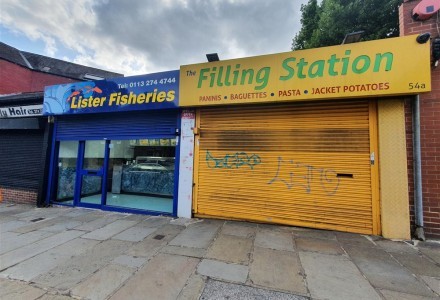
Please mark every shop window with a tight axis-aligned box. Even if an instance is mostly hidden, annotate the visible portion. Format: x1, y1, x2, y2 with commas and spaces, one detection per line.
55, 141, 78, 203
105, 138, 176, 212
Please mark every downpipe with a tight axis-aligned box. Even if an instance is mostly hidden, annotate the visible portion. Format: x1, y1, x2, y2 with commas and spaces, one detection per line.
413, 94, 425, 241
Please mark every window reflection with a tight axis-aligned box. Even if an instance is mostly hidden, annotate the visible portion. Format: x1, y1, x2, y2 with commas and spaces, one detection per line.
55, 141, 78, 203
106, 138, 176, 212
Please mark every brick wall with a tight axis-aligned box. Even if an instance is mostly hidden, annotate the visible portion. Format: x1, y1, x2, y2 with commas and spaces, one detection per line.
0, 60, 76, 94
400, 1, 440, 238
0, 60, 78, 207
0, 187, 37, 205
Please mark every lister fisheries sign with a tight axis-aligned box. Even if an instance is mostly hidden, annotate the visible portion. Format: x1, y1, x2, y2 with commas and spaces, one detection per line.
43, 70, 179, 115
180, 35, 431, 106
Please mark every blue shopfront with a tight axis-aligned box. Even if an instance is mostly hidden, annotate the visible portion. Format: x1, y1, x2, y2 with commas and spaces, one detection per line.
43, 71, 181, 216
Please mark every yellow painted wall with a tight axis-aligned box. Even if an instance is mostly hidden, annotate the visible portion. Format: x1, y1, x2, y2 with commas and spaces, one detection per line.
378, 99, 410, 239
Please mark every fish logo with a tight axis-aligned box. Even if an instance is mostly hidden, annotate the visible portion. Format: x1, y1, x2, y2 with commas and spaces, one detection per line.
66, 85, 103, 102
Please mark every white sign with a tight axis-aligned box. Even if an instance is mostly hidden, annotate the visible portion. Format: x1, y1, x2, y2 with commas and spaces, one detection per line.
0, 105, 43, 118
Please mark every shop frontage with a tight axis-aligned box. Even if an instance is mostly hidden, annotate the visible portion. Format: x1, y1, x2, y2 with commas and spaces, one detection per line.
0, 93, 49, 205
180, 35, 431, 237
193, 100, 378, 234
44, 71, 181, 216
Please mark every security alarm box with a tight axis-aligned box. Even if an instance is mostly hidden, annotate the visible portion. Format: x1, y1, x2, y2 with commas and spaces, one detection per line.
412, 0, 440, 21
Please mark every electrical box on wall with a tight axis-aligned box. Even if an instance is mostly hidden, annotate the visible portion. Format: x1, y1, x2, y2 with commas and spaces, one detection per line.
412, 0, 440, 21
433, 37, 440, 67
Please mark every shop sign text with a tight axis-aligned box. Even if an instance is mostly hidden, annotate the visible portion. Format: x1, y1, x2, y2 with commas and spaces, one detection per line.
43, 70, 179, 116
0, 105, 43, 118
180, 35, 431, 106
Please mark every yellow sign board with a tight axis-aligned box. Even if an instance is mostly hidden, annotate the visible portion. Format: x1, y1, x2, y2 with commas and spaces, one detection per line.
180, 35, 431, 106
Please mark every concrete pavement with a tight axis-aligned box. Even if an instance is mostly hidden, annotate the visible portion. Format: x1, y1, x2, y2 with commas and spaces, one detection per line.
0, 203, 439, 300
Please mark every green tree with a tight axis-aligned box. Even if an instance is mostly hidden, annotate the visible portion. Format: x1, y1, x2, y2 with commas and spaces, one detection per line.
292, 0, 401, 50
292, 0, 321, 50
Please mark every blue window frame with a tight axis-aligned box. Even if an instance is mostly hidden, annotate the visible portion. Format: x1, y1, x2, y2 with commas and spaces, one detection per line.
46, 110, 181, 217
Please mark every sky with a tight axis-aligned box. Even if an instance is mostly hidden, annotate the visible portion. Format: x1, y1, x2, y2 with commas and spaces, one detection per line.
0, 0, 307, 76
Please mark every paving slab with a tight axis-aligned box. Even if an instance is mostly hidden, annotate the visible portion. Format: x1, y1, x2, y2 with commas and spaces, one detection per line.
122, 214, 150, 222
206, 234, 253, 265
126, 236, 166, 258
38, 293, 77, 300
336, 232, 378, 248
254, 228, 294, 251
170, 217, 203, 227
200, 279, 308, 300
0, 220, 28, 232
197, 259, 248, 283
111, 225, 156, 242
40, 220, 83, 233
2, 237, 100, 281
11, 216, 72, 234
112, 254, 148, 269
0, 230, 84, 270
81, 219, 138, 240
257, 223, 295, 233
379, 288, 439, 300
0, 215, 15, 224
376, 240, 419, 254
0, 278, 46, 300
344, 244, 436, 297
62, 208, 92, 217
109, 253, 199, 300
15, 207, 72, 222
0, 231, 20, 242
127, 224, 184, 257
292, 228, 337, 240
11, 208, 49, 220
169, 220, 222, 249
300, 251, 381, 300
295, 237, 345, 255
221, 221, 257, 238
73, 213, 126, 231
249, 246, 306, 294
420, 276, 440, 296
418, 242, 440, 264
70, 263, 134, 300
68, 210, 107, 223
0, 230, 54, 255
392, 252, 440, 277
10, 207, 42, 216
177, 274, 205, 300
139, 215, 172, 228
161, 245, 207, 258
0, 207, 31, 219
0, 204, 29, 214
33, 239, 132, 290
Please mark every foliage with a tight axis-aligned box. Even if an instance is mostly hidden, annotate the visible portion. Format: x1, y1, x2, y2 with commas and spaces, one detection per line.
292, 0, 402, 50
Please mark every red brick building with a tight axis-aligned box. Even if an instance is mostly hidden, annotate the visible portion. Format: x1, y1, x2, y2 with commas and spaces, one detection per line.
400, 1, 440, 238
0, 42, 122, 206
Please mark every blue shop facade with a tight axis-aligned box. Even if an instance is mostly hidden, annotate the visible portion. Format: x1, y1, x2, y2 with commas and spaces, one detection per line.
43, 71, 186, 216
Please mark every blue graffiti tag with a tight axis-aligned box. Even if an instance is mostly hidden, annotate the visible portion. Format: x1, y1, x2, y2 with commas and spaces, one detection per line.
206, 150, 261, 169
268, 157, 340, 195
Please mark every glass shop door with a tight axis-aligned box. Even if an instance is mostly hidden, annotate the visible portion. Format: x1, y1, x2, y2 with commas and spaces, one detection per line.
77, 140, 109, 207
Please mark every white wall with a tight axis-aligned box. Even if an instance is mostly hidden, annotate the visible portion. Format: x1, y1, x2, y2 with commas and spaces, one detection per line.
177, 109, 195, 218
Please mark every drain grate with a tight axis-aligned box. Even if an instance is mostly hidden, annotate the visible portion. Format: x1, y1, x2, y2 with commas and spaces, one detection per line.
30, 217, 45, 222
153, 234, 165, 240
